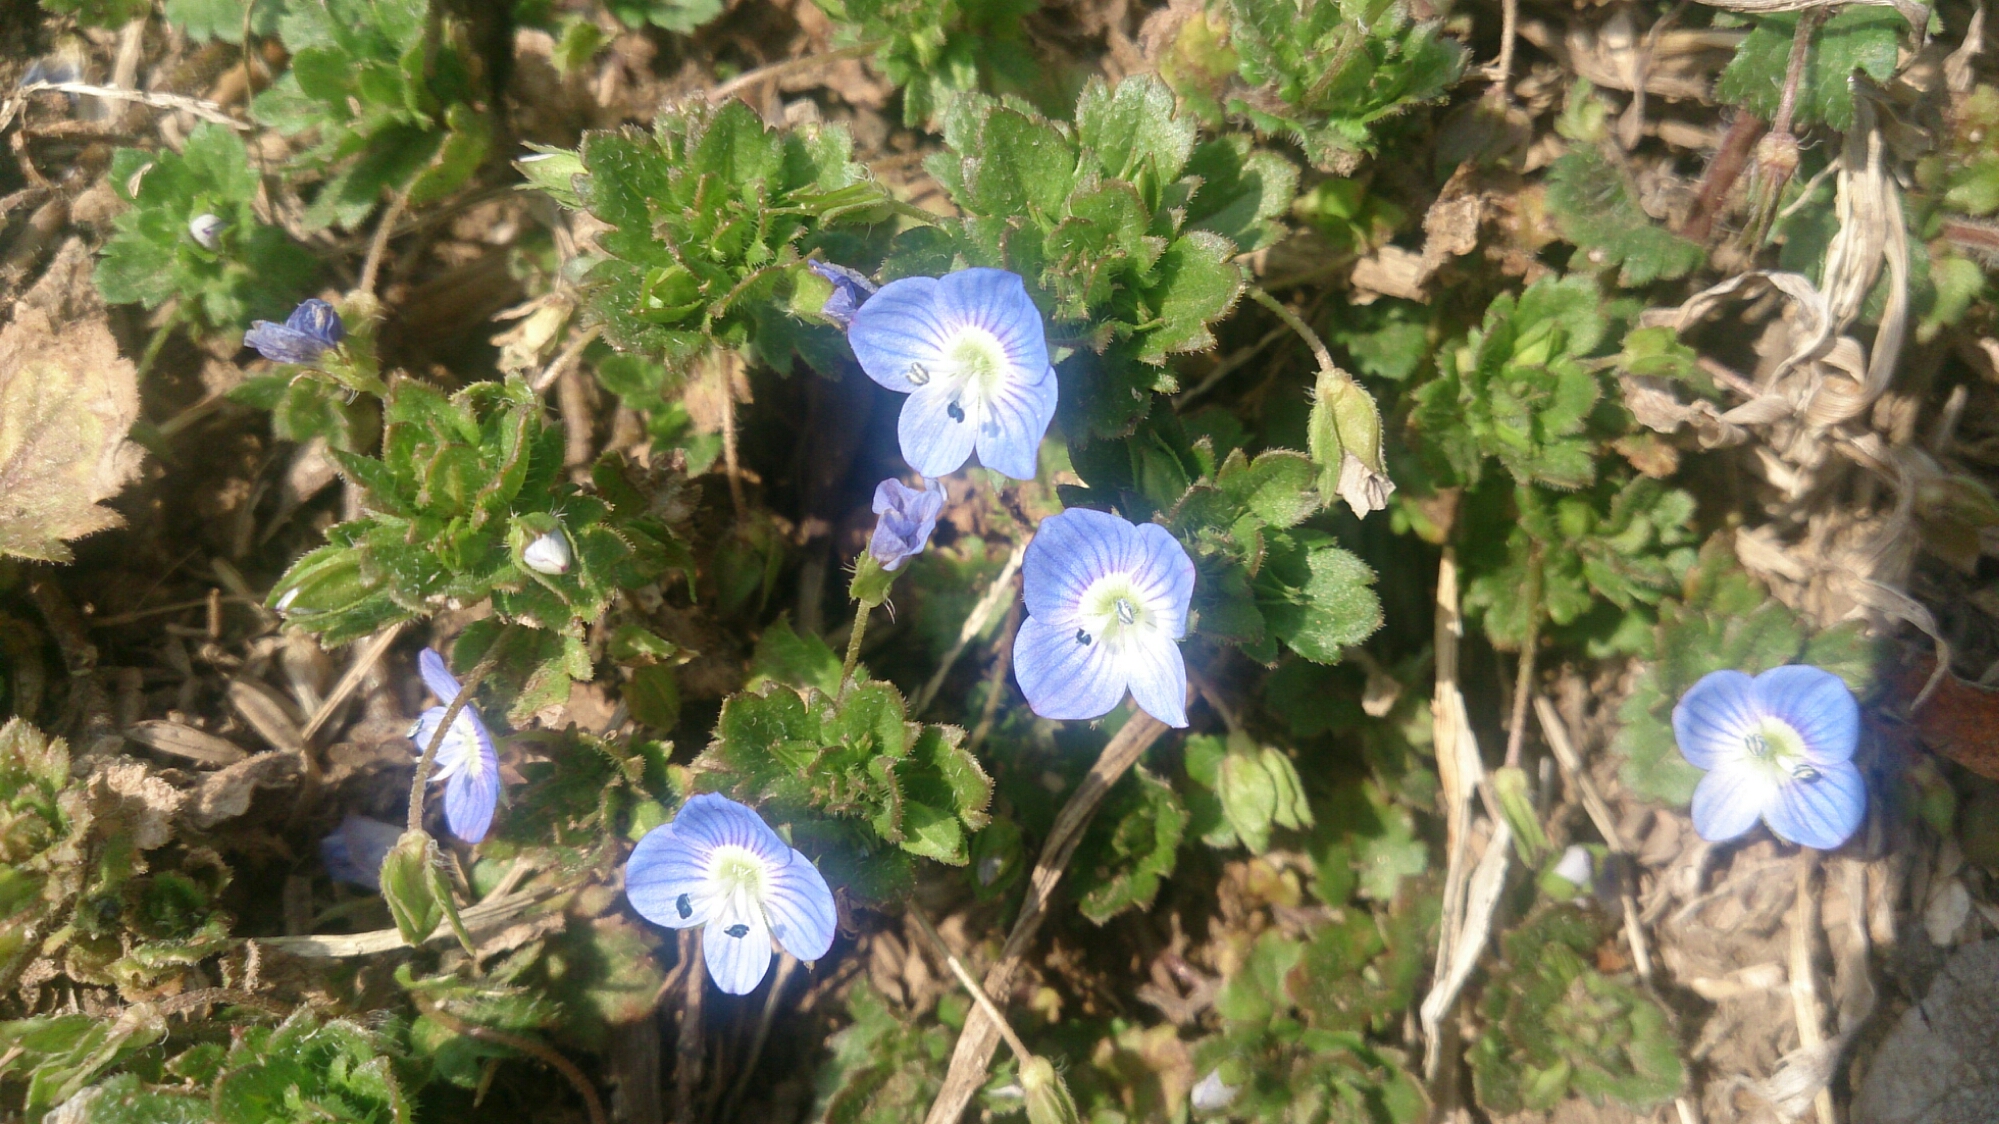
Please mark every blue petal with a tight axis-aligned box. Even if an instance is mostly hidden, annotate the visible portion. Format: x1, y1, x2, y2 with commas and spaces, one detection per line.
1763, 759, 1865, 850
670, 793, 792, 864
1688, 761, 1777, 842
625, 821, 719, 931
849, 276, 951, 393
1120, 632, 1189, 728
243, 322, 331, 365
1013, 613, 1128, 721
898, 381, 980, 478
1023, 508, 1133, 621
1753, 665, 1860, 764
1672, 670, 1761, 770
810, 261, 876, 330
418, 648, 463, 705
869, 478, 944, 570
763, 848, 837, 961
703, 901, 774, 995
285, 298, 345, 345
1129, 523, 1196, 638
934, 268, 1048, 380
444, 760, 498, 844
973, 362, 1057, 480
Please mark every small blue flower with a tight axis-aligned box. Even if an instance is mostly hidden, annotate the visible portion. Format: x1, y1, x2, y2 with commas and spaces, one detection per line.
624, 793, 837, 995
1013, 508, 1196, 728
320, 814, 405, 891
1673, 665, 1865, 850
244, 298, 345, 365
869, 477, 944, 572
408, 647, 501, 845
809, 260, 877, 330
848, 268, 1056, 480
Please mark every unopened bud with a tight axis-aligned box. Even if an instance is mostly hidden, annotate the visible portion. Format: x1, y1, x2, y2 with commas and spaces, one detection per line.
1020, 1057, 1081, 1124
188, 213, 227, 250
1191, 1067, 1242, 1112
522, 528, 573, 575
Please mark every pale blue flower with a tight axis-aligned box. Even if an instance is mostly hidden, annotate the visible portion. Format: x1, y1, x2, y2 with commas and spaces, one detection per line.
869, 478, 944, 571
809, 260, 877, 330
848, 268, 1056, 480
408, 647, 501, 845
624, 793, 837, 995
1673, 665, 1864, 850
1013, 508, 1196, 728
245, 298, 344, 365
320, 814, 404, 891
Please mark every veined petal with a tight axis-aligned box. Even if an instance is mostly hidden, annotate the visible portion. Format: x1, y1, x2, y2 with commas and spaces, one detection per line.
974, 363, 1057, 480
1672, 670, 1762, 770
703, 893, 774, 995
1753, 665, 1860, 764
625, 821, 722, 931
1120, 630, 1189, 728
418, 648, 463, 705
1024, 508, 1133, 619
1764, 759, 1865, 850
935, 268, 1050, 381
443, 759, 498, 844
1688, 761, 1777, 843
763, 849, 837, 961
849, 277, 953, 393
898, 381, 980, 479
243, 323, 331, 365
1128, 523, 1196, 639
1013, 613, 1128, 721
668, 793, 793, 866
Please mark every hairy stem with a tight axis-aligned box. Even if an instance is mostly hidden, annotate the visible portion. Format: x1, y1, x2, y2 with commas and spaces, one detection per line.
1246, 285, 1338, 379
357, 186, 411, 297
407, 629, 510, 833
842, 605, 869, 684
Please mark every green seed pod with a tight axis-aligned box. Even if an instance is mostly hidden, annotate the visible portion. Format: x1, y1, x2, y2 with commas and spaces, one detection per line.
1020, 1057, 1081, 1124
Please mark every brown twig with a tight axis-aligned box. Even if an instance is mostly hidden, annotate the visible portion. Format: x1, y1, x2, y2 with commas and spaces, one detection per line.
723, 953, 798, 1123
675, 928, 706, 1123
706, 41, 886, 104
1682, 112, 1768, 243
301, 622, 407, 743
922, 713, 1174, 1124
413, 992, 608, 1124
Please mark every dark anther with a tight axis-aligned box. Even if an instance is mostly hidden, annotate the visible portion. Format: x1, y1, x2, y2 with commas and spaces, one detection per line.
1076, 629, 1092, 645
724, 923, 751, 938
676, 893, 693, 919
947, 401, 966, 422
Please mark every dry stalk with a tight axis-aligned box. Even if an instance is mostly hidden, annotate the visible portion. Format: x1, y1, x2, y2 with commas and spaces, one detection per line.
922, 713, 1173, 1124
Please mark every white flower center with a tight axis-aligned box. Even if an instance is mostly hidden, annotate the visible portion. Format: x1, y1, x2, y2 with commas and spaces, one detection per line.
927, 326, 1010, 425
1742, 717, 1819, 783
1075, 573, 1154, 650
708, 844, 768, 904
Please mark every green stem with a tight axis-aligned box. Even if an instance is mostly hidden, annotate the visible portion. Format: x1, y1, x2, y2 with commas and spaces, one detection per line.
842, 605, 870, 684
408, 628, 512, 833
1503, 544, 1542, 770
1246, 285, 1338, 380
135, 304, 186, 381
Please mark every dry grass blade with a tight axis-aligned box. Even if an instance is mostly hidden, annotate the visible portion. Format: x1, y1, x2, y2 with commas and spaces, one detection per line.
124, 719, 249, 767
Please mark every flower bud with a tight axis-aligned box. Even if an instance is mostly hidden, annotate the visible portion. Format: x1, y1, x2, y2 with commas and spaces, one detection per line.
522, 528, 573, 575
188, 213, 227, 250
1191, 1067, 1242, 1113
1020, 1057, 1081, 1124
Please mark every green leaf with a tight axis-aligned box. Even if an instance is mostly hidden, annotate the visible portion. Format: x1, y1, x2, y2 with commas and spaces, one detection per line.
1075, 74, 1195, 186
1547, 144, 1704, 287
1255, 530, 1384, 663
1137, 232, 1243, 365
1182, 136, 1299, 253
751, 617, 845, 696
1072, 766, 1187, 923
1717, 8, 1905, 132
1216, 448, 1318, 529
379, 829, 446, 948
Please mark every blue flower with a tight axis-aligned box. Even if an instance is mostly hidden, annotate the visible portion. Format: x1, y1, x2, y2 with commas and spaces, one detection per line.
1012, 508, 1196, 728
1673, 665, 1865, 850
244, 298, 345, 365
848, 268, 1056, 480
809, 260, 877, 330
320, 814, 405, 891
869, 478, 944, 572
624, 793, 837, 995
408, 648, 501, 845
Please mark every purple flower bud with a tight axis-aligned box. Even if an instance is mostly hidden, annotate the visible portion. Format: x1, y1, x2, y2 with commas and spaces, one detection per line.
868, 477, 944, 572
319, 814, 405, 891
244, 298, 345, 365
809, 260, 878, 330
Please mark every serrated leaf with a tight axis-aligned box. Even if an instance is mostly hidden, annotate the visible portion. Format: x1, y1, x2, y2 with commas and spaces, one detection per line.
1256, 531, 1384, 663
1075, 74, 1195, 185
1547, 146, 1703, 287
1217, 448, 1319, 528
1072, 766, 1187, 923
1137, 232, 1243, 364
1717, 8, 1905, 132
0, 304, 143, 563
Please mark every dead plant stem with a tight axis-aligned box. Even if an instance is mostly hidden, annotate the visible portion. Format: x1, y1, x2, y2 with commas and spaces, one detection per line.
909, 907, 1033, 1063
723, 953, 798, 1123
1503, 546, 1542, 769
